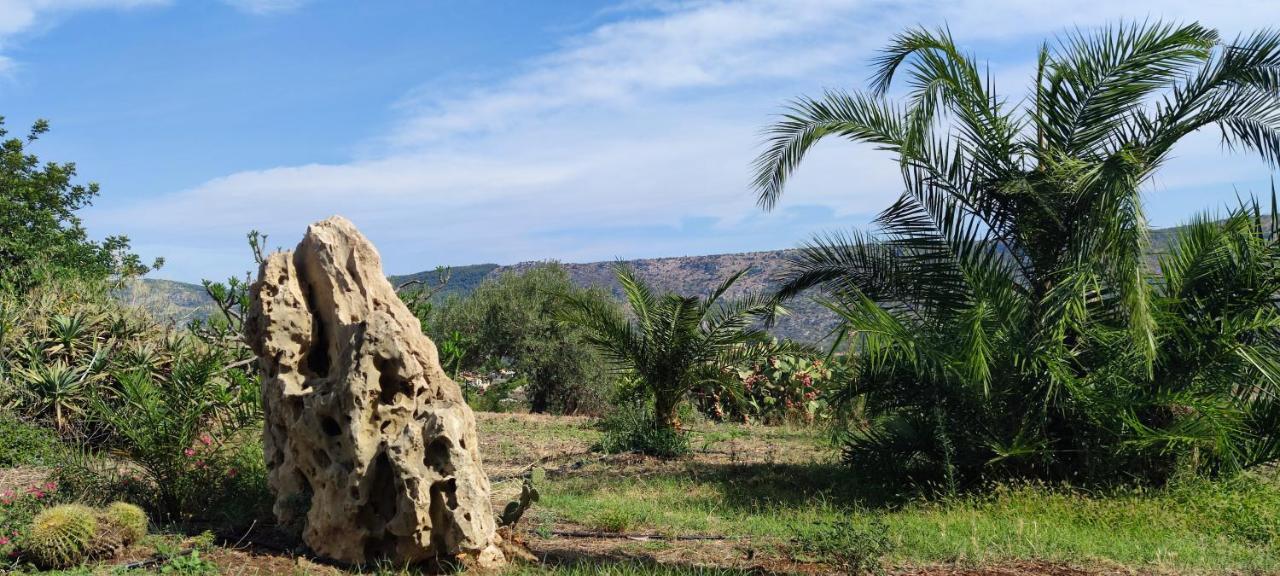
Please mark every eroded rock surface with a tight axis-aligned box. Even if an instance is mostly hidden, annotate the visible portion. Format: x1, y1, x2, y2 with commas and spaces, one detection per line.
245, 216, 504, 567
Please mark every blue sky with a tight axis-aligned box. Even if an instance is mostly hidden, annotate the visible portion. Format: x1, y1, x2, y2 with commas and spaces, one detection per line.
2, 0, 1277, 282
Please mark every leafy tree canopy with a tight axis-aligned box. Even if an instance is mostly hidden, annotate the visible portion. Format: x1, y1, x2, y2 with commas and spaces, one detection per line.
0, 117, 160, 290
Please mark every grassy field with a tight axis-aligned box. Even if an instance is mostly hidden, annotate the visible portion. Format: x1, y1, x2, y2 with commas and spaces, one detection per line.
4, 412, 1279, 574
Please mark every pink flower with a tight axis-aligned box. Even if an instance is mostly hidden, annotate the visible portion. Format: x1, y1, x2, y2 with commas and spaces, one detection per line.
43, 482, 56, 492
184, 448, 196, 457
0, 536, 9, 546
226, 468, 238, 478
195, 460, 207, 469
199, 433, 213, 446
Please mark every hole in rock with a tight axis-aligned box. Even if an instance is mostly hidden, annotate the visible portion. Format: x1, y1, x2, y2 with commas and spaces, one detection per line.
374, 356, 413, 405
320, 416, 341, 437
360, 451, 399, 529
424, 437, 455, 475
431, 477, 459, 511
313, 448, 331, 469
298, 277, 331, 379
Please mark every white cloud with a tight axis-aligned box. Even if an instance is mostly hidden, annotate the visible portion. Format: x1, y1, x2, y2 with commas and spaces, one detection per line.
219, 0, 306, 15
0, 0, 166, 72
88, 0, 1280, 281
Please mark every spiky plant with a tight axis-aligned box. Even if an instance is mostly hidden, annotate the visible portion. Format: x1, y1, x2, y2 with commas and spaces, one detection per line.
16, 360, 90, 432
560, 265, 786, 435
88, 501, 149, 558
753, 22, 1280, 485
99, 502, 148, 545
23, 504, 98, 569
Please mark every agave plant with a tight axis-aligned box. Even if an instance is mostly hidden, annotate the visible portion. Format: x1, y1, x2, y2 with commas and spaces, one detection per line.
560, 265, 785, 433
753, 22, 1280, 485
17, 360, 92, 432
48, 311, 97, 358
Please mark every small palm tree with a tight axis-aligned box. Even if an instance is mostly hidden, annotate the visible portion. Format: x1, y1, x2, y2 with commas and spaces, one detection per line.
560, 265, 782, 433
753, 22, 1280, 483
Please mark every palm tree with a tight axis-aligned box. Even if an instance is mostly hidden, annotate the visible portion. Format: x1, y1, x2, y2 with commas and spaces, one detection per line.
1136, 200, 1280, 474
559, 264, 781, 433
752, 22, 1280, 484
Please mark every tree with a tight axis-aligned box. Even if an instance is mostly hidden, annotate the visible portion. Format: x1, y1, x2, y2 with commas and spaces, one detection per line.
752, 22, 1280, 485
0, 117, 160, 290
429, 263, 619, 415
559, 264, 783, 433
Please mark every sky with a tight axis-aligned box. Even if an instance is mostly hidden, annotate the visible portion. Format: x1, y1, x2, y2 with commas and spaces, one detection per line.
1, 0, 1278, 282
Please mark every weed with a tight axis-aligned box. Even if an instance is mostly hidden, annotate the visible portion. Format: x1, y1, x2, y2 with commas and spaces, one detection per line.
792, 516, 893, 574
159, 549, 219, 575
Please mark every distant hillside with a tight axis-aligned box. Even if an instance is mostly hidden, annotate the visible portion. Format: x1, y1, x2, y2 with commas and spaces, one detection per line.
494, 252, 838, 343
123, 217, 1271, 343
114, 278, 218, 324
387, 264, 499, 300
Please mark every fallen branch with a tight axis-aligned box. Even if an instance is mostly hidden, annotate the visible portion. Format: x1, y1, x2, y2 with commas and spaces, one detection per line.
550, 530, 731, 541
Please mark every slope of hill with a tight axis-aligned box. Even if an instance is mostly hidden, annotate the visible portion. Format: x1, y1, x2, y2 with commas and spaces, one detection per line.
494, 251, 838, 343
124, 217, 1270, 343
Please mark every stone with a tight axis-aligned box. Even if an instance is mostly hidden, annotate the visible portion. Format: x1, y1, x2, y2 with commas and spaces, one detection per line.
245, 216, 504, 568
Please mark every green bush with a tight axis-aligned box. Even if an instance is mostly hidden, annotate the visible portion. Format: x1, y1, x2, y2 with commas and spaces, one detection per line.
0, 481, 61, 561
0, 412, 60, 467
22, 504, 97, 569
56, 347, 260, 522
429, 263, 619, 415
792, 517, 893, 574
598, 401, 690, 458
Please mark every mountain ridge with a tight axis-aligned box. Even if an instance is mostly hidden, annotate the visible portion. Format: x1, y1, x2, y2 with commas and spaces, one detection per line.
120, 216, 1273, 343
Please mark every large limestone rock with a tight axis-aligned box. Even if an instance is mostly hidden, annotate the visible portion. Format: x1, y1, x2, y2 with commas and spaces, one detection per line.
245, 216, 504, 567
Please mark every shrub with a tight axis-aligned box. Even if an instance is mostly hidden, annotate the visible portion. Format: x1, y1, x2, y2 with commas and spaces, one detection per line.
792, 516, 893, 574
598, 400, 690, 458
429, 263, 619, 415
560, 264, 789, 439
22, 504, 97, 569
0, 412, 60, 467
0, 481, 61, 561
57, 347, 260, 521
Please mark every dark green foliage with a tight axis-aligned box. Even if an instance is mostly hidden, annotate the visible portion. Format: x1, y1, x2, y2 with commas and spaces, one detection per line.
0, 412, 60, 467
598, 400, 690, 458
754, 22, 1280, 486
430, 263, 620, 415
0, 118, 160, 291
58, 346, 261, 520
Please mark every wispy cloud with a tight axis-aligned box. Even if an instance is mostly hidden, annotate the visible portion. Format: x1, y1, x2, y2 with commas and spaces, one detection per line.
0, 0, 167, 72
88, 0, 1280, 281
219, 0, 307, 16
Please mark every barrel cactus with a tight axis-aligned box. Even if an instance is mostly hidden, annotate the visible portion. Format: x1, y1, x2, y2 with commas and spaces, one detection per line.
23, 504, 98, 569
100, 502, 148, 545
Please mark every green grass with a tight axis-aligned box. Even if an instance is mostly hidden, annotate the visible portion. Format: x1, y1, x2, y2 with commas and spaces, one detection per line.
507, 562, 763, 575
536, 457, 1280, 572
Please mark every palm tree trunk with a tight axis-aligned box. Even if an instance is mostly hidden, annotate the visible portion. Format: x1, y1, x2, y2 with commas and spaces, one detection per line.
654, 393, 680, 432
